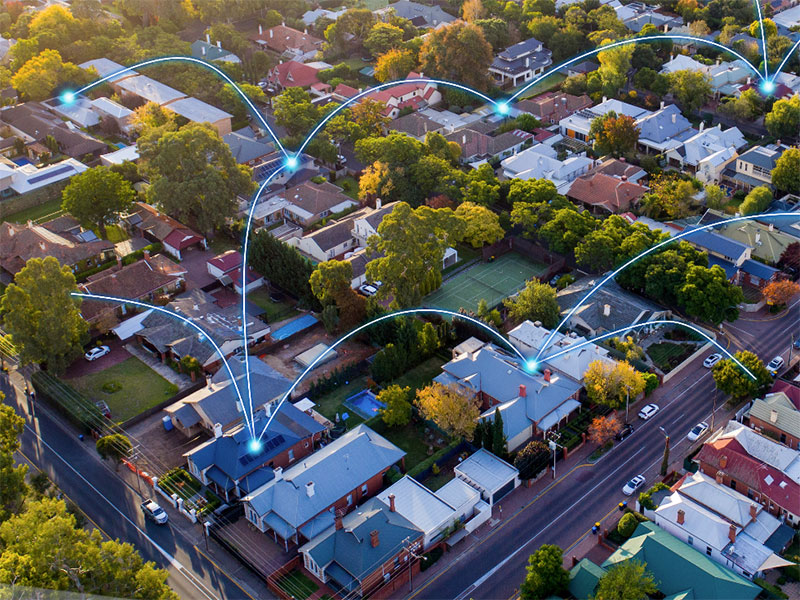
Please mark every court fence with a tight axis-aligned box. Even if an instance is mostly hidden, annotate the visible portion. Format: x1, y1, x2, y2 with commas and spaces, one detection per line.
482, 237, 566, 284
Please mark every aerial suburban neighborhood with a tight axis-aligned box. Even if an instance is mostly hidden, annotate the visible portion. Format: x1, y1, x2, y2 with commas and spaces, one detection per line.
1, 0, 800, 599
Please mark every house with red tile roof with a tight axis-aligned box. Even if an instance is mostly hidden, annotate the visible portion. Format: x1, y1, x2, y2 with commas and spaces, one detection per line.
444, 127, 533, 166
206, 250, 264, 295
266, 61, 321, 92
567, 170, 649, 214
122, 202, 206, 261
365, 72, 441, 118
251, 24, 323, 62
515, 92, 592, 125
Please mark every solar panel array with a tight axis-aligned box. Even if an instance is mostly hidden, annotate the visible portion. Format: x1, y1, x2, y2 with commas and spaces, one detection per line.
238, 434, 285, 466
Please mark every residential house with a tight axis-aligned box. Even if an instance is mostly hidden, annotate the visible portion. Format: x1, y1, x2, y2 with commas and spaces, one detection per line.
164, 97, 233, 136
366, 72, 441, 119
744, 391, 800, 449
593, 158, 647, 182
569, 522, 760, 600
695, 420, 800, 525
114, 74, 187, 106
723, 144, 787, 191
453, 448, 520, 506
698, 209, 797, 265
122, 202, 206, 260
266, 61, 321, 92
281, 181, 358, 228
567, 166, 649, 214
120, 288, 270, 372
559, 98, 650, 143
191, 35, 241, 63
445, 126, 533, 166
299, 497, 424, 598
252, 24, 323, 62
563, 60, 599, 78
0, 218, 114, 278
0, 36, 15, 65
288, 218, 358, 263
206, 250, 264, 295
515, 92, 592, 126
621, 4, 682, 32
165, 355, 290, 436
302, 7, 347, 26
556, 276, 672, 337
78, 252, 186, 326
0, 156, 90, 200
185, 402, 325, 502
90, 97, 134, 134
500, 143, 594, 192
636, 104, 695, 154
351, 200, 396, 247
388, 112, 443, 141
507, 320, 618, 384
434, 342, 582, 451
379, 1, 456, 29
666, 125, 747, 176
223, 128, 275, 166
661, 54, 709, 74
251, 150, 317, 185
653, 471, 795, 579
242, 424, 406, 550
489, 38, 553, 88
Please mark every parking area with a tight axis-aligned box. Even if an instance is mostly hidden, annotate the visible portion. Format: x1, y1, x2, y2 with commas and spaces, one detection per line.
126, 411, 209, 473
64, 337, 130, 378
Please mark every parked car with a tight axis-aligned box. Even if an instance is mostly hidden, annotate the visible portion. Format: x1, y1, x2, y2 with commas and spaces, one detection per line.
703, 353, 722, 368
615, 423, 634, 442
767, 355, 785, 376
638, 403, 660, 420
688, 421, 709, 442
794, 338, 800, 350
337, 154, 347, 165
140, 499, 168, 524
549, 273, 564, 287
622, 475, 646, 496
84, 345, 110, 361
359, 284, 378, 296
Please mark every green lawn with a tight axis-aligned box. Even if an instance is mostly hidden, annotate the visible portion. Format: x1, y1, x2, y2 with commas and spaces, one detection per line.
368, 418, 435, 470
647, 342, 696, 374
314, 376, 369, 429
247, 288, 299, 323
276, 570, 318, 600
423, 470, 455, 491
391, 356, 447, 392
68, 357, 179, 422
336, 175, 359, 200
100, 224, 129, 243
207, 235, 239, 255
2, 197, 64, 224
339, 56, 372, 70
517, 73, 567, 99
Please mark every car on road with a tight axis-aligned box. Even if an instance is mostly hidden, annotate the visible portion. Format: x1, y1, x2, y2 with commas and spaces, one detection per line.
688, 421, 709, 442
141, 499, 168, 524
767, 355, 785, 376
615, 423, 634, 441
359, 284, 378, 296
703, 353, 722, 368
638, 403, 660, 420
622, 475, 646, 496
84, 345, 110, 361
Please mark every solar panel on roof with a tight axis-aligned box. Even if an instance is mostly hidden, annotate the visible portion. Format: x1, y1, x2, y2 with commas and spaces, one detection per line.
27, 165, 74, 185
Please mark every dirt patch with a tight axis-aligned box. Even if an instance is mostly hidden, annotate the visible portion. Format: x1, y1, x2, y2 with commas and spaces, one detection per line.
126, 411, 210, 473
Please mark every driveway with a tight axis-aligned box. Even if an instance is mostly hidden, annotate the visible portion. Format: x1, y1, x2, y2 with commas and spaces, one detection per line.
179, 246, 217, 289
63, 337, 130, 379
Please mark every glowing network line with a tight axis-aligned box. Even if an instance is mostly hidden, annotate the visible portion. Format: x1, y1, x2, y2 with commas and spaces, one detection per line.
534, 212, 800, 362
70, 55, 288, 157
71, 292, 257, 438
755, 0, 770, 80
254, 308, 528, 443
538, 319, 757, 380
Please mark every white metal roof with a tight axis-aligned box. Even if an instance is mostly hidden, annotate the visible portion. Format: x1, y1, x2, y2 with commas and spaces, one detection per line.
377, 475, 455, 535
455, 448, 518, 493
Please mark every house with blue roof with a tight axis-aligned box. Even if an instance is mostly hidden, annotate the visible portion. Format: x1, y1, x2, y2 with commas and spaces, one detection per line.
636, 104, 695, 154
242, 424, 406, 550
723, 144, 787, 191
191, 36, 241, 64
223, 128, 274, 166
489, 38, 553, 88
185, 401, 325, 502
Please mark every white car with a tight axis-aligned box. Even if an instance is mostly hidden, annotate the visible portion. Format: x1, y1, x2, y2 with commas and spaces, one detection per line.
141, 499, 168, 524
359, 284, 378, 296
84, 345, 110, 361
638, 403, 660, 420
623, 475, 646, 496
688, 421, 709, 442
703, 353, 722, 368
767, 356, 785, 376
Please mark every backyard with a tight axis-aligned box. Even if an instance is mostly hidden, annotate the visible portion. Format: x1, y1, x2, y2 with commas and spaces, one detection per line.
647, 342, 697, 374
275, 570, 319, 600
1, 196, 64, 224
67, 357, 178, 422
247, 288, 299, 323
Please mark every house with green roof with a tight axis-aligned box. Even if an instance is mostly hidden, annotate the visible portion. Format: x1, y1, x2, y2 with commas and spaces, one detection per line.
745, 391, 800, 450
568, 522, 760, 600
699, 209, 798, 265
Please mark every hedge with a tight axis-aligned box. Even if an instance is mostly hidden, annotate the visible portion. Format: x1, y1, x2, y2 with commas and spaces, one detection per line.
407, 439, 461, 479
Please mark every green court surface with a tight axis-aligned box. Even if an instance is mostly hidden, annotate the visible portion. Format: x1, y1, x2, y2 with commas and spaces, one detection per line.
425, 253, 549, 312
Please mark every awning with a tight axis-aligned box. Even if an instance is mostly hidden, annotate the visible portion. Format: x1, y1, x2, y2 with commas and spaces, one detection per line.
446, 528, 469, 547
756, 553, 795, 571
264, 512, 295, 540
293, 398, 316, 412
536, 399, 582, 432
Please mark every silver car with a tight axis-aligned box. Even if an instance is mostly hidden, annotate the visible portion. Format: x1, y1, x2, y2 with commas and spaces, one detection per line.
623, 475, 646, 496
688, 421, 709, 442
638, 403, 660, 420
84, 345, 110, 361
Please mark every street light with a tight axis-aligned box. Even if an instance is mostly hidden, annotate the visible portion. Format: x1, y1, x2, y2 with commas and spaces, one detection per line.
547, 431, 563, 479
658, 426, 670, 477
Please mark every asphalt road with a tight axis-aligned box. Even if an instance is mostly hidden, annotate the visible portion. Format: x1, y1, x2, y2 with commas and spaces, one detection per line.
409, 300, 800, 600
1, 372, 269, 600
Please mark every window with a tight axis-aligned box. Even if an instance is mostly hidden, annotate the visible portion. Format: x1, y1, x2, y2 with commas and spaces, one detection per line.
687, 535, 694, 546
347, 494, 353, 506
730, 480, 737, 491
361, 484, 368, 494
706, 546, 712, 556
288, 449, 294, 461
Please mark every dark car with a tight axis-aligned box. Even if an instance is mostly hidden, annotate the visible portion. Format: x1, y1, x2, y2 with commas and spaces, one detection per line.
615, 423, 634, 442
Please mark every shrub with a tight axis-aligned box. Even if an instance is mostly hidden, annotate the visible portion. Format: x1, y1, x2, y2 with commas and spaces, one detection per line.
638, 482, 669, 510
101, 381, 122, 394
617, 513, 638, 538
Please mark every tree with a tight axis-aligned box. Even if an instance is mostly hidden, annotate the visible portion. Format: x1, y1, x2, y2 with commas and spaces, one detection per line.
660, 436, 670, 476
772, 147, 800, 194
455, 202, 505, 248
249, 230, 319, 309
417, 322, 441, 357
364, 22, 404, 57
0, 402, 27, 523
95, 434, 132, 470
143, 123, 254, 235
310, 260, 352, 306
11, 48, 93, 101
640, 174, 696, 220
594, 560, 657, 600
779, 242, 800, 271
712, 350, 772, 399
374, 48, 417, 82
588, 415, 622, 446
1, 257, 87, 374
520, 544, 570, 600
415, 382, 480, 439
503, 279, 560, 328
763, 279, 800, 306
0, 497, 178, 598
749, 18, 778, 39
130, 102, 178, 140
590, 111, 640, 157
513, 440, 550, 480
617, 512, 638, 538
350, 99, 391, 140
539, 207, 596, 254
491, 407, 506, 457
379, 385, 413, 427
583, 360, 646, 409
418, 22, 493, 91
719, 88, 764, 121
704, 183, 727, 210
61, 166, 134, 239
272, 87, 319, 137
462, 0, 486, 21
766, 95, 800, 140
739, 185, 772, 215
667, 69, 712, 113
596, 42, 633, 97
677, 264, 744, 324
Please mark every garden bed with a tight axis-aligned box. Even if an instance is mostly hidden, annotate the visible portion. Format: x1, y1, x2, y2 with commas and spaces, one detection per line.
647, 342, 697, 373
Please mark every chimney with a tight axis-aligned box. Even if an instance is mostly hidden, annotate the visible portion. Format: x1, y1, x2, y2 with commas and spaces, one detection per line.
388, 494, 396, 512
217, 40, 221, 49
770, 409, 778, 423
699, 121, 705, 132
143, 249, 150, 261
201, 46, 206, 56
335, 513, 343, 530
270, 28, 274, 39
259, 24, 263, 35
660, 100, 665, 109
533, 320, 542, 327
213, 423, 222, 438
720, 455, 728, 469
677, 509, 685, 525
376, 198, 382, 210
274, 466, 283, 481
621, 175, 627, 182
747, 76, 752, 85
728, 523, 737, 544
671, 113, 677, 124
543, 369, 551, 383
603, 304, 611, 317
750, 503, 758, 522
370, 530, 379, 548
462, 134, 466, 145
602, 96, 608, 103
519, 384, 527, 397
755, 231, 761, 245
306, 481, 315, 497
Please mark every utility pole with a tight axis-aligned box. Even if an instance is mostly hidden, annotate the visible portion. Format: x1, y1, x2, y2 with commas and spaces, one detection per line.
403, 537, 426, 592
547, 431, 563, 479
625, 385, 630, 424
204, 521, 211, 552
659, 426, 670, 477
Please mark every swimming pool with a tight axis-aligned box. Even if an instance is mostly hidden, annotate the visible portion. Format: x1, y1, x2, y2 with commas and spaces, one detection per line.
343, 390, 385, 420
12, 157, 31, 166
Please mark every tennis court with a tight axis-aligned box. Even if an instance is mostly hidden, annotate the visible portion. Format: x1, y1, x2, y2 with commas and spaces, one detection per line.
425, 253, 549, 312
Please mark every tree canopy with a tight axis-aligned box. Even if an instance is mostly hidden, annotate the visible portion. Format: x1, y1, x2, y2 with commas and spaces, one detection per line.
712, 350, 772, 399
61, 166, 135, 239
520, 544, 570, 600
415, 382, 480, 439
503, 279, 560, 328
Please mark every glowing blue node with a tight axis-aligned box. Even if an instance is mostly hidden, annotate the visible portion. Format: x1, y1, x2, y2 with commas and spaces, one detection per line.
525, 360, 539, 374
61, 91, 76, 105
496, 102, 509, 116
760, 80, 776, 95
248, 439, 262, 454
285, 156, 299, 170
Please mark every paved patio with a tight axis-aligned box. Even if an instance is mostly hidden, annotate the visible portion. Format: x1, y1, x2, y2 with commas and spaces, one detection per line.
124, 343, 193, 390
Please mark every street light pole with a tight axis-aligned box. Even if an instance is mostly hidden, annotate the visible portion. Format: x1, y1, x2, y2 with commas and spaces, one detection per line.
404, 537, 426, 592
625, 386, 630, 423
659, 426, 670, 476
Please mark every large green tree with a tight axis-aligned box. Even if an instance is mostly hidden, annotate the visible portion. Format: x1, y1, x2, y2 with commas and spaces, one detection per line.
667, 69, 712, 113
418, 21, 493, 91
455, 202, 505, 248
590, 111, 640, 158
95, 434, 132, 470
61, 166, 135, 239
594, 560, 657, 600
143, 123, 254, 235
1, 257, 87, 374
738, 185, 773, 215
273, 87, 320, 138
765, 95, 800, 139
712, 350, 772, 399
0, 402, 27, 523
772, 147, 800, 194
677, 264, 743, 324
520, 544, 570, 600
503, 279, 560, 328
11, 49, 92, 101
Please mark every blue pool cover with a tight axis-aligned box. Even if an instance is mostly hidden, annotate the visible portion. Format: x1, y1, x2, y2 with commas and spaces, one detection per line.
271, 313, 318, 341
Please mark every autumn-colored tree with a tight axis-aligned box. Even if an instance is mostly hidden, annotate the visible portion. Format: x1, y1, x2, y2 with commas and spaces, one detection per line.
462, 0, 486, 21
590, 111, 640, 158
374, 48, 417, 83
415, 382, 480, 439
418, 22, 493, 91
588, 415, 622, 446
455, 201, 505, 247
762, 279, 800, 306
583, 360, 646, 409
